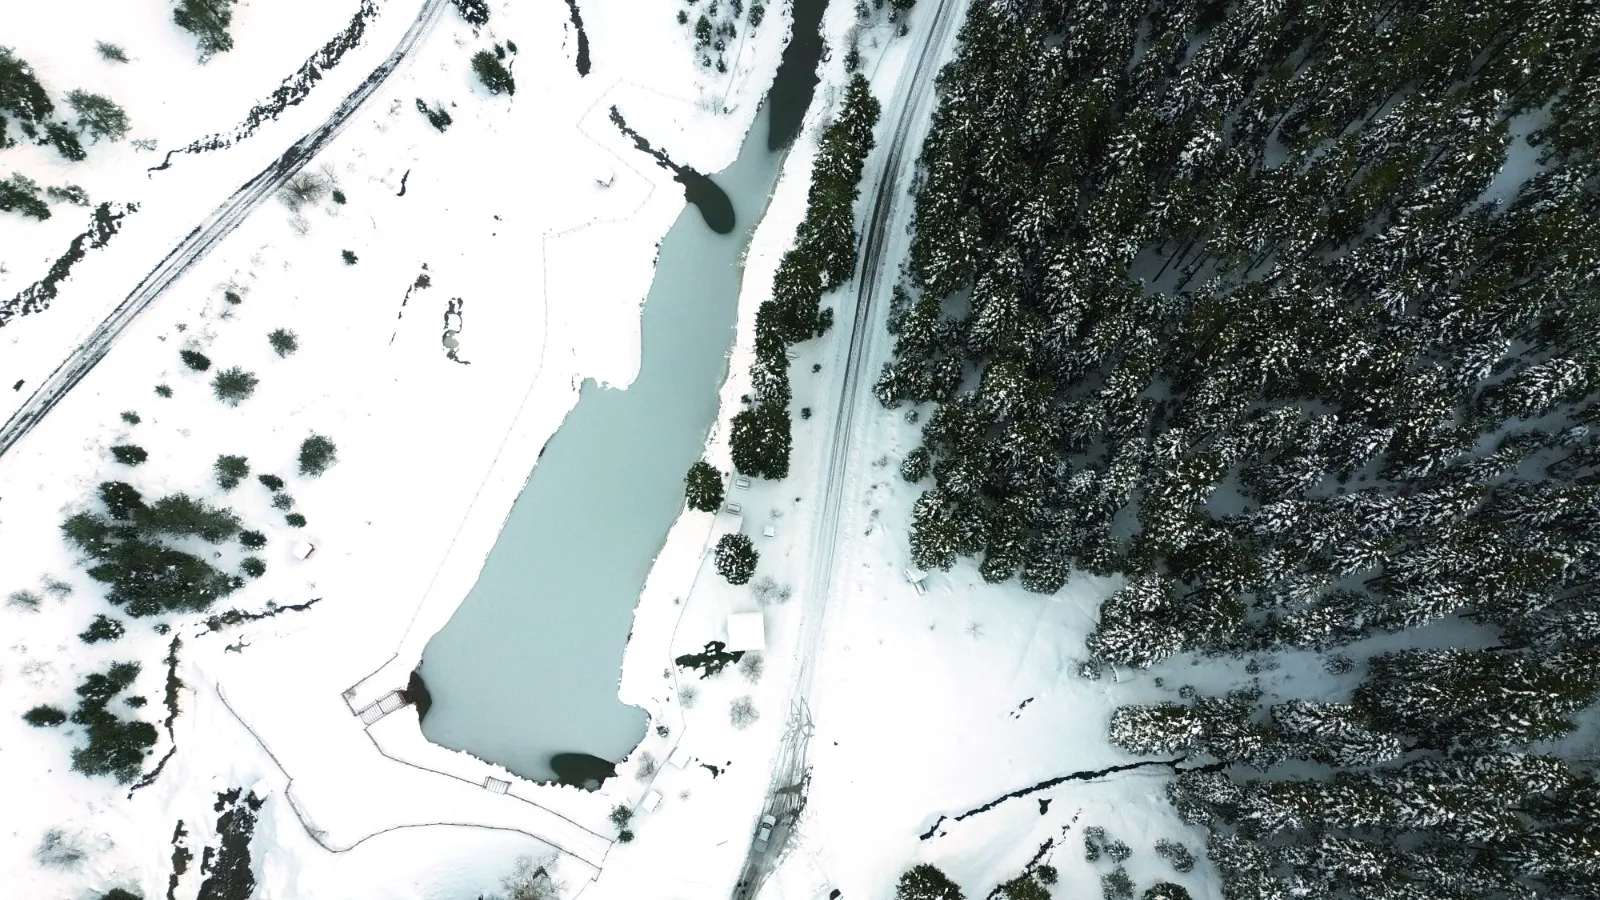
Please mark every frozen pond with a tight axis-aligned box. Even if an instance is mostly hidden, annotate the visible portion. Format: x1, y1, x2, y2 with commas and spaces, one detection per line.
416, 105, 790, 783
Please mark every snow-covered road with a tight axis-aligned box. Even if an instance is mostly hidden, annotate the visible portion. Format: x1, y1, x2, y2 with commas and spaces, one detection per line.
795, 0, 969, 706
733, 0, 972, 891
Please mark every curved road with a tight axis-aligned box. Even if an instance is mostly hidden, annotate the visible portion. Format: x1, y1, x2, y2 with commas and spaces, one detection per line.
734, 0, 969, 893
0, 0, 450, 461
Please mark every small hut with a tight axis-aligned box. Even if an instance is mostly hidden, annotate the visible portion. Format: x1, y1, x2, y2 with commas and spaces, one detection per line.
726, 611, 766, 652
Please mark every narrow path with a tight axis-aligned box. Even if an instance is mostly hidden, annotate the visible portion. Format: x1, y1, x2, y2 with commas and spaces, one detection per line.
0, 0, 451, 461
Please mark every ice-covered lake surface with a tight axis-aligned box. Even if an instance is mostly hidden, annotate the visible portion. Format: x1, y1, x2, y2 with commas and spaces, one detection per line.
417, 98, 791, 783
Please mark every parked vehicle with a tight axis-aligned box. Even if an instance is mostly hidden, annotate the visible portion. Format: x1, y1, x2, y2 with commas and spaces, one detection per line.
754, 814, 776, 852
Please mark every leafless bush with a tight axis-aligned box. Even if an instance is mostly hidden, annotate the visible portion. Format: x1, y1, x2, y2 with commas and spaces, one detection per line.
679, 683, 699, 708
36, 829, 86, 868
495, 853, 561, 900
278, 171, 330, 211
738, 651, 765, 683
729, 695, 759, 729
41, 577, 73, 598
635, 750, 658, 779
751, 576, 792, 606
7, 590, 42, 612
20, 659, 55, 686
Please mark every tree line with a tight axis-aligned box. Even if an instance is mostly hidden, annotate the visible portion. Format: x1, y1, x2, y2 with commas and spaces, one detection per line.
730, 72, 881, 481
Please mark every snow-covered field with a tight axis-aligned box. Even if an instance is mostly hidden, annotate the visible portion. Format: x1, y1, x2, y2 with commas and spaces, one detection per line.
1, 1, 1210, 899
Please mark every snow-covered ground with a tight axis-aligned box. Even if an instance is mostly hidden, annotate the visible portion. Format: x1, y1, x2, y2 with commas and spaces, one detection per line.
1, 0, 796, 896
2, 1, 1214, 899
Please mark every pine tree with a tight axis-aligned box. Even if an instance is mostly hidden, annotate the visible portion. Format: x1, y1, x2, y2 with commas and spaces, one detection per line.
730, 403, 791, 480
65, 90, 129, 142
684, 461, 725, 512
173, 0, 235, 58
99, 481, 146, 520
268, 328, 299, 357
24, 705, 67, 726
79, 614, 126, 644
1354, 649, 1599, 750
211, 367, 257, 405
1086, 575, 1182, 668
298, 434, 338, 477
0, 47, 54, 132
471, 50, 515, 95
895, 863, 964, 900
0, 172, 50, 219
214, 454, 249, 490
452, 0, 489, 26
110, 444, 148, 466
714, 533, 758, 585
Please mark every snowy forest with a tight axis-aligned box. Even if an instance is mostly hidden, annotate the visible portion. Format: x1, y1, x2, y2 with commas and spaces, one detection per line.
881, 0, 1600, 896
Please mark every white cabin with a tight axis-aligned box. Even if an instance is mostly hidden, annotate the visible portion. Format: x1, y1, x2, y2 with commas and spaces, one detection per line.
726, 611, 766, 652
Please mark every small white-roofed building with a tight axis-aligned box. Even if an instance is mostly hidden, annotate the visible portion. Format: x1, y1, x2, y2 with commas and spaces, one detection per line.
726, 611, 766, 652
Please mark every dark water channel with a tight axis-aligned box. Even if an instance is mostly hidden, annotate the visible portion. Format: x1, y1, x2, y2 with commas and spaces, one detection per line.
416, 0, 828, 787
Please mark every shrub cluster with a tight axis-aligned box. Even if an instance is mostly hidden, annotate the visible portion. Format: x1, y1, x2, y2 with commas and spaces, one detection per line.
0, 172, 49, 220
416, 98, 452, 131
69, 661, 159, 783
0, 50, 128, 162
62, 482, 244, 616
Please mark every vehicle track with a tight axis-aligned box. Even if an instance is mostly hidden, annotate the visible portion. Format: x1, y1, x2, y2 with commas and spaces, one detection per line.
0, 0, 450, 461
